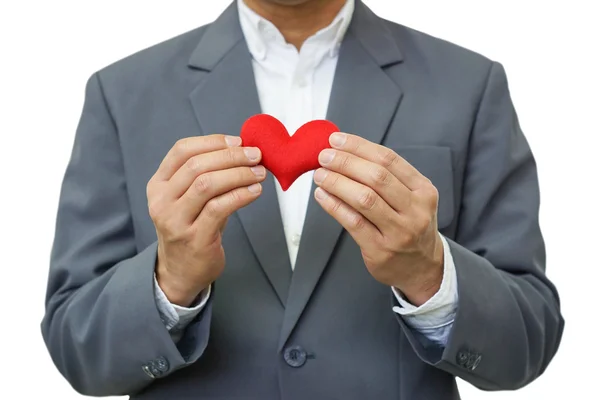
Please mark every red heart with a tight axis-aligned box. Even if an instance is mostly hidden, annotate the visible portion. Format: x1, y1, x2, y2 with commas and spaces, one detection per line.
240, 114, 339, 191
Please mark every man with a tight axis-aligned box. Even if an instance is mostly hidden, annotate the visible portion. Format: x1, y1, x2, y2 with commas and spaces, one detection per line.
41, 0, 564, 398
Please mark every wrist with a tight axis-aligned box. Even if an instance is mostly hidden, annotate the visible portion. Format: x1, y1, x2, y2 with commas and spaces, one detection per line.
155, 262, 208, 307
396, 235, 445, 306
400, 263, 443, 306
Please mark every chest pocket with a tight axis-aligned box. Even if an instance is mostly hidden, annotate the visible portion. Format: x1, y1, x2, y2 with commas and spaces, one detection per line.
392, 146, 455, 229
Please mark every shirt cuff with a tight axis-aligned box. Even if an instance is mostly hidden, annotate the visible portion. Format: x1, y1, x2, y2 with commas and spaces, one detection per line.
391, 233, 458, 331
153, 274, 211, 332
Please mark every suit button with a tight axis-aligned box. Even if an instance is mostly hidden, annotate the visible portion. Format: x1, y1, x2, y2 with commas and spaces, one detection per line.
467, 354, 482, 371
150, 365, 162, 377
143, 357, 170, 378
457, 351, 469, 367
142, 364, 156, 379
155, 356, 170, 373
284, 346, 307, 368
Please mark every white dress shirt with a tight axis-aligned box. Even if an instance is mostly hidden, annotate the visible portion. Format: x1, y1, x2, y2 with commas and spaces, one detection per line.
154, 0, 458, 347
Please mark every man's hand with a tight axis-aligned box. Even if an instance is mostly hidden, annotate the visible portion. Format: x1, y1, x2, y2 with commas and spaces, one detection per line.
147, 135, 266, 307
313, 133, 444, 306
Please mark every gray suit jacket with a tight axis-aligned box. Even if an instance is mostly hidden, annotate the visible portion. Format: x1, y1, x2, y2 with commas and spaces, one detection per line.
41, 2, 564, 399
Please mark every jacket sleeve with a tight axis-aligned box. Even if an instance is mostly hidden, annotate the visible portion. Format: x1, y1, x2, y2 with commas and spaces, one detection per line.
396, 61, 564, 390
40, 72, 213, 397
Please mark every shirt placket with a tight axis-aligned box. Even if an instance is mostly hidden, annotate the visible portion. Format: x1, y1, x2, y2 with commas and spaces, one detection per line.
280, 42, 323, 268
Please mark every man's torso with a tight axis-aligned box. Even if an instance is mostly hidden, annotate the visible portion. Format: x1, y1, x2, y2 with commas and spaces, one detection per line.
95, 2, 492, 398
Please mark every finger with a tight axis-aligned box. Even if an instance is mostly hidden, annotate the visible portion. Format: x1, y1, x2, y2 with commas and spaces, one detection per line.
176, 165, 266, 224
314, 168, 399, 233
328, 132, 427, 190
194, 183, 263, 240
314, 187, 381, 250
153, 134, 242, 182
166, 146, 262, 200
318, 148, 411, 212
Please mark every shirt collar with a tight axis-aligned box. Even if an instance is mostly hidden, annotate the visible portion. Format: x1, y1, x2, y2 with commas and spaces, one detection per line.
237, 0, 355, 61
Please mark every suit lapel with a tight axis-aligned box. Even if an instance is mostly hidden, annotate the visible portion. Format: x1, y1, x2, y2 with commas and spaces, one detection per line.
278, 1, 405, 349
188, 3, 292, 306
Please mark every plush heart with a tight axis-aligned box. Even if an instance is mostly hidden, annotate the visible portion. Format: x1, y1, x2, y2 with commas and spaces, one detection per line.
240, 114, 340, 191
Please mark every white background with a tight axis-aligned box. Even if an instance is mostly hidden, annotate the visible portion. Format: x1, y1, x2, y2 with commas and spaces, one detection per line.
1, 0, 598, 398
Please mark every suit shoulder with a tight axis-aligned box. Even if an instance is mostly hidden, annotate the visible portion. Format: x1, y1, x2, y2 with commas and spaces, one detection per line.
383, 20, 494, 78
95, 24, 208, 87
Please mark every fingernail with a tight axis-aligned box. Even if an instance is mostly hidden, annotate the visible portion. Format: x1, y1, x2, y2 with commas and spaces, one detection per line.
225, 136, 242, 146
244, 147, 261, 161
319, 149, 335, 165
251, 166, 265, 177
330, 132, 346, 148
315, 187, 328, 200
313, 168, 328, 184
248, 183, 262, 193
